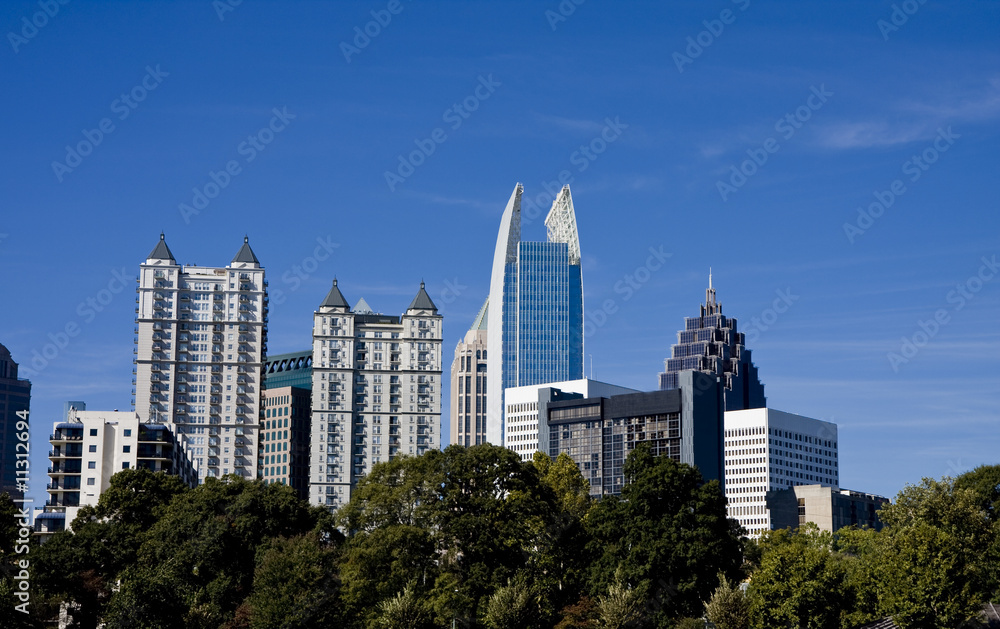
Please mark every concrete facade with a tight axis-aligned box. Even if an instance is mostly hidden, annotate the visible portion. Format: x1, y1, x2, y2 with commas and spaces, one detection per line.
309, 280, 442, 511
767, 484, 889, 532
724, 408, 840, 536
133, 234, 267, 482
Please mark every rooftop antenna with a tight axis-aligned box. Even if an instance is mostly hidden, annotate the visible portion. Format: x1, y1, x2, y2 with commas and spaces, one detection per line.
590, 354, 594, 380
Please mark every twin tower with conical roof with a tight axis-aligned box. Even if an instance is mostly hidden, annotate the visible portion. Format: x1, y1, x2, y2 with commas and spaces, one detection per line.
134, 234, 439, 510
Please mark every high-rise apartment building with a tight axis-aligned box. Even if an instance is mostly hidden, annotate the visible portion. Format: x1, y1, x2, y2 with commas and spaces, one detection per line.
0, 343, 31, 500
40, 408, 195, 536
485, 184, 584, 444
264, 350, 312, 389
450, 299, 488, 447
723, 408, 839, 536
659, 277, 766, 411
133, 234, 267, 481
309, 280, 442, 510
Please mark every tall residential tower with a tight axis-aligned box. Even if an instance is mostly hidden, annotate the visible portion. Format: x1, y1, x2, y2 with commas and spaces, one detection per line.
133, 234, 267, 481
309, 280, 442, 510
485, 184, 584, 444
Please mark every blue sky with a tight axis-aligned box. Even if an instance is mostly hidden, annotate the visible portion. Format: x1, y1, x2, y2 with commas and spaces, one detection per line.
2, 0, 998, 502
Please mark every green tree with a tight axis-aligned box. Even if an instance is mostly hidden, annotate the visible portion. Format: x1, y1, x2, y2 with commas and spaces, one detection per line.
483, 578, 539, 629
595, 571, 647, 629
586, 445, 743, 626
703, 573, 748, 629
745, 525, 852, 629
863, 476, 996, 628
371, 584, 432, 629
0, 493, 39, 628
554, 596, 598, 629
101, 475, 333, 629
243, 533, 341, 628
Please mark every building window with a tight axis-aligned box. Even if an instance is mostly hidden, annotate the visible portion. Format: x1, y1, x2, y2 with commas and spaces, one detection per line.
87, 461, 96, 469
122, 462, 130, 469
123, 445, 131, 453
124, 429, 132, 437
88, 445, 97, 452
87, 478, 96, 486
89, 429, 98, 436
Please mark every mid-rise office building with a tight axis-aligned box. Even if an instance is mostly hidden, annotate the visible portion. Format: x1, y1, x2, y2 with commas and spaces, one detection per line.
503, 378, 638, 461
767, 484, 888, 533
261, 386, 311, 500
485, 184, 585, 444
40, 408, 195, 536
0, 343, 31, 500
309, 280, 442, 510
450, 299, 488, 447
659, 277, 766, 411
724, 408, 839, 536
133, 234, 267, 481
522, 371, 725, 496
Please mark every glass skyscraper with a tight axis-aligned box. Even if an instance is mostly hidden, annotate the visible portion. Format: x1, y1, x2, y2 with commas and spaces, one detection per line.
658, 276, 766, 411
485, 183, 584, 444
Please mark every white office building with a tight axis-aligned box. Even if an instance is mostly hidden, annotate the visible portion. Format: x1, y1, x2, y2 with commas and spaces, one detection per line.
723, 408, 839, 536
133, 234, 267, 481
310, 280, 442, 510
504, 378, 638, 461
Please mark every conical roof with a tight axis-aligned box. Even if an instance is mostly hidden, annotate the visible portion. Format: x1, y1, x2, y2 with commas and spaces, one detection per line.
231, 236, 259, 264
147, 233, 176, 262
408, 282, 437, 312
320, 279, 350, 309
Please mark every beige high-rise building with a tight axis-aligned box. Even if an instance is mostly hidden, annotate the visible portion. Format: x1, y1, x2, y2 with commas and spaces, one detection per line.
450, 298, 488, 447
309, 279, 442, 510
133, 234, 267, 482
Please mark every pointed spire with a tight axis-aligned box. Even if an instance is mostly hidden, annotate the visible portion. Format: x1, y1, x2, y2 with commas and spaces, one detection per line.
231, 236, 260, 265
705, 269, 719, 312
147, 232, 176, 262
408, 281, 437, 312
319, 278, 349, 309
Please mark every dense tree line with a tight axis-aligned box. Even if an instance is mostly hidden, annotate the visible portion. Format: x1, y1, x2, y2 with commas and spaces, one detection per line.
2, 445, 997, 628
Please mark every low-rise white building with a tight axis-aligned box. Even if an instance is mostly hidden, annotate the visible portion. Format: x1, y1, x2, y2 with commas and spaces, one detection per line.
724, 408, 839, 536
504, 379, 638, 461
39, 409, 195, 536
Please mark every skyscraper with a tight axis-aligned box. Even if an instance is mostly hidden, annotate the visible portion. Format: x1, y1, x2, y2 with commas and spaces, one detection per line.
309, 280, 442, 510
133, 234, 268, 481
485, 184, 584, 444
450, 298, 488, 448
0, 343, 31, 500
658, 276, 766, 411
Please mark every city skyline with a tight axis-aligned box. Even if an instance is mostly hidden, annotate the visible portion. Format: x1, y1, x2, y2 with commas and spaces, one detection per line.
2, 1, 997, 503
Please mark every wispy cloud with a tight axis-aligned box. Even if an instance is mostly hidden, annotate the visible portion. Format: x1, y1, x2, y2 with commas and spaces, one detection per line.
814, 77, 1000, 150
